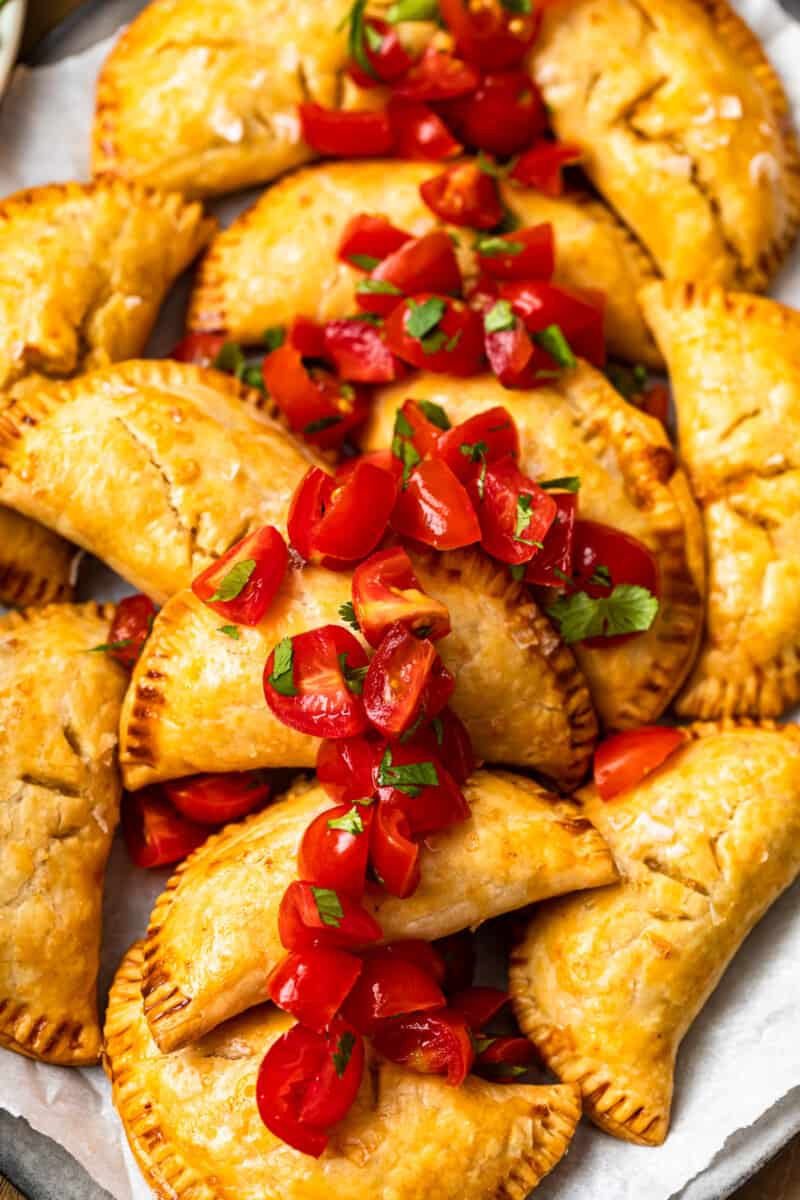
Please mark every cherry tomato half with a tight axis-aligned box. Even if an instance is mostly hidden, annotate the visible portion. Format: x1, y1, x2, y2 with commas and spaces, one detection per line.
287, 463, 398, 567
392, 45, 479, 102
267, 947, 362, 1033
420, 162, 503, 229
374, 741, 469, 835
347, 17, 414, 87
121, 787, 207, 869
391, 457, 481, 551
342, 956, 445, 1034
106, 593, 157, 668
371, 1008, 474, 1086
511, 141, 583, 196
278, 880, 382, 951
359, 232, 462, 317
392, 397, 448, 460
385, 294, 484, 375
364, 623, 437, 738
191, 525, 287, 626
449, 986, 509, 1030
484, 315, 535, 386
411, 707, 476, 785
436, 405, 520, 482
387, 97, 462, 161
467, 458, 557, 565
439, 0, 540, 70
322, 318, 403, 383
316, 735, 385, 804
442, 71, 547, 159
594, 726, 686, 801
298, 801, 374, 899
369, 802, 421, 898
352, 545, 451, 648
290, 315, 327, 358
475, 1035, 536, 1080
164, 771, 270, 826
500, 280, 606, 368
337, 213, 412, 268
570, 518, 660, 648
262, 343, 369, 449
298, 1017, 365, 1128
476, 224, 555, 282
524, 491, 577, 587
264, 625, 369, 739
365, 940, 446, 985
171, 331, 226, 366
299, 102, 394, 157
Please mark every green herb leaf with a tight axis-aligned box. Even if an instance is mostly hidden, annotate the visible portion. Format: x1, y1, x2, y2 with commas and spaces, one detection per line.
344, 310, 383, 326
406, 296, 446, 340
387, 0, 440, 20
339, 601, 361, 631
417, 399, 451, 430
304, 415, 342, 435
378, 746, 439, 797
394, 410, 415, 438
209, 558, 256, 603
484, 299, 515, 334
459, 439, 489, 463
213, 341, 246, 376
312, 886, 344, 928
241, 364, 265, 391
357, 277, 402, 295
513, 493, 543, 546
482, 1063, 528, 1078
328, 806, 366, 835
421, 329, 448, 355
473, 1036, 496, 1055
338, 652, 368, 695
88, 638, 134, 654
605, 362, 648, 400
392, 409, 422, 487
263, 326, 286, 353
444, 329, 462, 353
217, 624, 241, 640
509, 563, 526, 581
476, 235, 524, 258
365, 21, 384, 50
332, 1030, 357, 1077
539, 476, 581, 492
500, 0, 532, 12
267, 637, 297, 696
533, 324, 577, 369
338, 0, 379, 80
552, 566, 574, 586
476, 151, 519, 179
431, 716, 444, 746
349, 252, 381, 271
590, 564, 612, 587
340, 382, 356, 400
547, 584, 659, 644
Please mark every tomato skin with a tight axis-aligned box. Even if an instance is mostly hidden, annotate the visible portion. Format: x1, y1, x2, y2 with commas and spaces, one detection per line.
420, 162, 503, 229
387, 97, 462, 161
511, 141, 582, 196
449, 986, 509, 1030
524, 491, 577, 587
358, 232, 462, 317
316, 735, 385, 804
476, 224, 555, 282
299, 102, 394, 157
352, 546, 451, 648
423, 655, 456, 718
384, 294, 484, 376
391, 458, 480, 551
267, 948, 362, 1032
164, 772, 270, 826
570, 518, 660, 648
322, 318, 401, 383
191, 525, 287, 626
594, 726, 685, 801
442, 71, 547, 158
170, 332, 225, 366
338, 213, 412, 267
484, 318, 535, 387
290, 315, 327, 358
475, 1036, 536, 1079
365, 940, 446, 984
500, 280, 606, 368
262, 343, 368, 449
371, 1008, 474, 1086
364, 623, 437, 739
298, 802, 373, 900
342, 956, 445, 1033
439, 0, 540, 69
435, 406, 520, 482
467, 458, 557, 565
335, 450, 402, 485
264, 625, 369, 740
298, 1018, 365, 1128
255, 1025, 330, 1157
374, 741, 469, 835
392, 45, 479, 102
394, 398, 448, 460
278, 880, 382, 952
287, 463, 398, 567
412, 707, 476, 785
107, 593, 157, 668
369, 802, 421, 898
347, 17, 414, 86
121, 787, 207, 869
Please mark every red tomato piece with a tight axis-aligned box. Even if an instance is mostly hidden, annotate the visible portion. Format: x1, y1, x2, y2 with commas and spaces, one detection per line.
390, 458, 480, 551
264, 625, 369, 739
435, 930, 475, 993
371, 1008, 474, 1085
524, 491, 577, 587
342, 956, 445, 1033
358, 232, 462, 317
298, 801, 374, 899
298, 1018, 365, 1129
121, 787, 207, 869
170, 331, 225, 366
412, 707, 476, 785
476, 224, 555, 281
392, 45, 479, 102
511, 141, 583, 196
569, 518, 660, 647
439, 0, 540, 69
387, 97, 462, 161
352, 546, 451, 648
267, 948, 362, 1032
347, 17, 414, 87
364, 940, 446, 984
642, 382, 670, 427
394, 397, 449, 460
337, 213, 411, 268
278, 880, 382, 952
436, 405, 520, 481
484, 317, 535, 387
335, 449, 403, 485
316, 735, 385, 804
262, 343, 369, 449
374, 741, 469, 835
420, 162, 503, 229
500, 280, 606, 367
364, 623, 437, 738
191, 526, 287, 626
322, 318, 401, 383
106, 593, 157, 668
290, 315, 327, 358
594, 726, 686, 801
287, 463, 398, 567
467, 458, 557, 565
442, 71, 547, 158
385, 294, 484, 376
449, 986, 509, 1030
423, 655, 455, 717
475, 1035, 536, 1079
299, 102, 394, 157
164, 771, 270, 826
369, 802, 421, 898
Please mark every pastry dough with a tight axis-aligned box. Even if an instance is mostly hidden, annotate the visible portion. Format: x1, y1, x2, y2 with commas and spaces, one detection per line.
364, 367, 705, 731
531, 0, 800, 291
120, 548, 598, 791
0, 603, 127, 1064
107, 942, 582, 1200
0, 360, 319, 605
509, 721, 800, 1145
641, 282, 800, 718
188, 159, 661, 367
141, 770, 616, 1052
0, 507, 80, 609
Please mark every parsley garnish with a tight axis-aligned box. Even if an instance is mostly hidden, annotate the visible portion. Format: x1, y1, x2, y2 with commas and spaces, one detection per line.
590, 564, 612, 587
539, 476, 581, 492
483, 1063, 528, 1078
547, 585, 659, 644
338, 0, 379, 80
263, 326, 286, 353
500, 0, 532, 11
338, 653, 368, 695
332, 1030, 357, 1077
417, 399, 451, 430
357, 278, 402, 295
312, 886, 344, 928
460, 440, 489, 499
509, 563, 526, 581
387, 0, 439, 20
552, 567, 574, 585
534, 324, 577, 369
378, 746, 438, 797
340, 382, 356, 401
304, 415, 342, 435
328, 806, 365, 835
364, 21, 384, 50
476, 151, 519, 179
241, 364, 265, 391
473, 1035, 496, 1055
406, 297, 446, 340
267, 637, 297, 696
88, 638, 133, 654
344, 310, 383, 326
339, 601, 361, 631
476, 235, 523, 258
349, 253, 381, 271
213, 341, 246, 376
421, 329, 448, 355
415, 625, 433, 639
431, 716, 444, 746
217, 624, 240, 640
392, 409, 422, 487
513, 494, 543, 547
209, 558, 256, 603
484, 300, 515, 334
606, 362, 648, 400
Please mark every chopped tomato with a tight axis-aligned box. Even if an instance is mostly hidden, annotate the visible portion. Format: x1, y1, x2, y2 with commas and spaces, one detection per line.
511, 141, 583, 196
267, 948, 362, 1033
365, 940, 446, 984
449, 986, 509, 1030
388, 98, 462, 162
335, 449, 403, 485
392, 45, 479, 102
263, 625, 369, 739
298, 801, 374, 899
297, 1017, 365, 1129
475, 1036, 536, 1079
385, 294, 484, 375
342, 955, 445, 1034
164, 771, 270, 826
364, 623, 437, 738
500, 280, 606, 367
420, 162, 503, 229
412, 707, 475, 785
467, 458, 557, 565
299, 102, 394, 157
316, 735, 384, 805
436, 405, 520, 481
374, 741, 469, 835
170, 331, 226, 366
290, 315, 327, 358
476, 224, 555, 282
191, 526, 287, 626
106, 593, 157, 668
439, 0, 540, 69
484, 316, 535, 386
435, 930, 475, 993
358, 231, 462, 317
423, 654, 456, 717
369, 802, 421, 898
121, 787, 207, 869
278, 880, 382, 951
642, 382, 670, 426
287, 463, 398, 566
524, 491, 577, 587
390, 458, 480, 551
337, 213, 412, 268
371, 1008, 474, 1086
594, 726, 686, 801
352, 545, 451, 648
262, 343, 369, 449
442, 71, 547, 158
348, 17, 414, 87
570, 519, 660, 647
323, 318, 402, 383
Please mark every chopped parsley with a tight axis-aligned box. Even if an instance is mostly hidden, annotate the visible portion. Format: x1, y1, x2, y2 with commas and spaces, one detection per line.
417, 399, 451, 430
539, 476, 581, 493
460, 440, 489, 498
263, 326, 286, 353
533, 324, 577, 369
339, 601, 361, 631
484, 299, 515, 334
338, 653, 368, 695
344, 310, 383, 326
547, 585, 659, 644
509, 563, 527, 581
405, 296, 446, 340
500, 0, 532, 11
88, 638, 134, 654
217, 624, 241, 640
589, 564, 612, 587
357, 278, 402, 295
209, 558, 256, 603
240, 364, 265, 392
332, 1030, 357, 1077
338, 0, 379, 80
213, 341, 246, 376
431, 716, 444, 746
606, 362, 648, 400
378, 746, 439, 797
392, 408, 422, 487
348, 253, 381, 271
312, 886, 344, 928
476, 235, 523, 258
304, 415, 342, 435
476, 151, 519, 179
513, 494, 543, 547
387, 0, 440, 20
483, 1063, 528, 1079
267, 637, 297, 696
364, 21, 384, 50
328, 806, 365, 835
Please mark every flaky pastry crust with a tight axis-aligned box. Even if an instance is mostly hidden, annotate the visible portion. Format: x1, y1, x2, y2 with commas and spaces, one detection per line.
0, 507, 80, 609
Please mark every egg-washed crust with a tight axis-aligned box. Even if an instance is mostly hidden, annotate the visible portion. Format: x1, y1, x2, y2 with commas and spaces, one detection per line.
187, 158, 661, 367
531, 0, 800, 292
509, 720, 800, 1146
0, 506, 79, 609
641, 281, 800, 718
140, 770, 617, 1052
364, 366, 705, 731
0, 603, 126, 1065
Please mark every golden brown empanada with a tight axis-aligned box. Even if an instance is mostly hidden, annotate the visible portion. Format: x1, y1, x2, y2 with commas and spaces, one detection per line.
142, 770, 616, 1052
530, 0, 800, 290
0, 507, 80, 609
363, 367, 704, 731
0, 360, 318, 605
641, 282, 800, 718
0, 603, 127, 1065
509, 721, 800, 1146
120, 548, 598, 792
107, 942, 582, 1200
188, 159, 661, 366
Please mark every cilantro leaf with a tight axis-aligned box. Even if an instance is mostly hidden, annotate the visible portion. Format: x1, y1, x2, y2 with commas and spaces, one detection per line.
263, 326, 286, 353
539, 476, 581, 492
476, 151, 520, 179
349, 252, 381, 271
378, 746, 439, 797
344, 310, 383, 326
590, 564, 612, 587
547, 585, 659, 644
267, 637, 297, 696
395, 410, 415, 438
392, 409, 421, 486
459, 440, 489, 462
431, 716, 444, 746
304, 415, 342, 435
417, 399, 451, 430
357, 278, 402, 295
605, 362, 648, 400
88, 638, 134, 654
338, 0, 379, 80
332, 1030, 357, 1077
513, 493, 543, 546
241, 364, 265, 391
213, 341, 246, 376
482, 1063, 528, 1079
217, 624, 240, 640
312, 886, 344, 928
209, 558, 256, 603
533, 324, 577, 369
338, 652, 368, 695
387, 0, 439, 20
476, 235, 523, 258
339, 601, 361, 631
500, 0, 532, 11
328, 806, 365, 835
406, 297, 446, 340
365, 22, 384, 50
484, 299, 515, 334
421, 329, 448, 355
509, 563, 526, 581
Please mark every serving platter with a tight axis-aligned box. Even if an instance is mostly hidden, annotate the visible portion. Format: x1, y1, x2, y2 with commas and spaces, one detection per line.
0, 0, 25, 99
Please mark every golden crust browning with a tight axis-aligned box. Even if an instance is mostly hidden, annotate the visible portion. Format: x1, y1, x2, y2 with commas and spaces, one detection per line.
0, 507, 80, 608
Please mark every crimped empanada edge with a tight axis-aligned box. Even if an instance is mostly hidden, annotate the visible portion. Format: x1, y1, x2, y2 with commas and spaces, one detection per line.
0, 513, 78, 608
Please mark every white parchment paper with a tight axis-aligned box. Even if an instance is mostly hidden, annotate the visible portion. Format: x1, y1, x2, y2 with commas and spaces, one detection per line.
1, 4, 799, 1197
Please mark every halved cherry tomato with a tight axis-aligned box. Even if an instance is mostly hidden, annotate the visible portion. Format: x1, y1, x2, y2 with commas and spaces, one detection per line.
369, 802, 421, 898
267, 948, 362, 1032
436, 405, 520, 481
374, 741, 469, 835
500, 280, 606, 367
364, 623, 437, 738
394, 397, 449, 459
335, 449, 403, 485
299, 102, 394, 157
365, 940, 446, 984
352, 545, 451, 648
641, 382, 670, 426
467, 458, 557, 565
342, 956, 445, 1034
121, 787, 207, 869
287, 463, 398, 566
392, 45, 479, 102
442, 71, 547, 158
290, 315, 327, 358
420, 162, 503, 229
348, 17, 414, 87
435, 930, 475, 993
264, 625, 369, 739
191, 525, 287, 626
262, 343, 369, 449
391, 458, 480, 550
387, 97, 462, 161
439, 0, 540, 69
412, 707, 475, 785
164, 771, 270, 826
524, 490, 577, 587
424, 654, 456, 717
298, 1017, 365, 1128
372, 1008, 474, 1085
278, 880, 382, 951
170, 331, 225, 366
484, 316, 535, 386
298, 801, 374, 899
594, 726, 686, 801
570, 518, 660, 648
358, 232, 462, 317
106, 593, 157, 668
475, 1036, 536, 1079
337, 213, 412, 268
449, 986, 509, 1030
476, 224, 555, 282
511, 141, 583, 196
323, 318, 402, 383
316, 735, 385, 804
385, 294, 484, 375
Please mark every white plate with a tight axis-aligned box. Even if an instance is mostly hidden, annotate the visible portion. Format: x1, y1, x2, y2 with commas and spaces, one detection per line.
0, 0, 25, 101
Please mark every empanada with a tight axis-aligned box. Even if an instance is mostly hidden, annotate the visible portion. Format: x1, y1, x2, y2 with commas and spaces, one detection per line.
363, 367, 704, 731
530, 0, 800, 290
641, 282, 800, 718
107, 942, 582, 1200
0, 360, 318, 605
188, 159, 661, 366
509, 721, 800, 1145
0, 506, 80, 609
120, 548, 598, 792
142, 770, 616, 1052
0, 603, 127, 1064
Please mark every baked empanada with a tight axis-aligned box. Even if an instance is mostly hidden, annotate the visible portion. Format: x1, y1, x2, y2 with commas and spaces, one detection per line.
363, 367, 704, 731
107, 942, 582, 1200
641, 282, 800, 717
0, 603, 127, 1065
530, 0, 800, 290
188, 159, 660, 366
0, 360, 318, 605
142, 770, 616, 1052
120, 548, 598, 792
0, 506, 80, 609
509, 721, 800, 1146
